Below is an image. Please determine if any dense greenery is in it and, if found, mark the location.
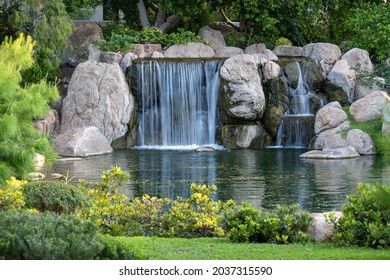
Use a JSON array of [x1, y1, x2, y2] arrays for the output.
[[0, 177, 27, 211], [23, 181, 89, 214], [345, 2, 390, 62], [79, 167, 234, 237], [94, 25, 205, 52], [328, 183, 390, 248], [224, 203, 313, 244], [0, 210, 103, 260], [0, 34, 59, 183], [1, 166, 390, 259]]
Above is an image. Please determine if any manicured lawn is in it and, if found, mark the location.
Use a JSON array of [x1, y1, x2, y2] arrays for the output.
[[109, 236, 390, 260]]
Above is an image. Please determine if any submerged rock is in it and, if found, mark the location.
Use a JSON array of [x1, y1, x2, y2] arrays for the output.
[[300, 146, 360, 159], [196, 146, 216, 152]]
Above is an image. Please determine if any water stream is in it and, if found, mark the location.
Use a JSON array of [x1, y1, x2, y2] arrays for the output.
[[276, 62, 324, 148], [136, 60, 221, 147]]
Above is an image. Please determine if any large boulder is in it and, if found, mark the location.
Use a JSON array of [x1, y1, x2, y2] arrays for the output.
[[303, 43, 341, 75], [326, 59, 356, 104], [220, 54, 266, 120], [273, 45, 304, 57], [307, 212, 342, 242], [262, 61, 280, 81], [349, 91, 390, 123], [342, 48, 374, 74], [312, 129, 347, 150], [34, 109, 59, 137], [314, 102, 348, 134], [346, 129, 376, 155], [198, 26, 226, 50], [60, 60, 134, 143], [66, 22, 103, 65], [131, 44, 163, 58], [215, 46, 243, 58], [221, 125, 271, 148], [164, 43, 215, 58], [100, 51, 123, 64], [52, 126, 113, 157], [244, 43, 267, 54]]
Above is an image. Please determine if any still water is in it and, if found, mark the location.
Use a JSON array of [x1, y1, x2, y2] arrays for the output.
[[42, 148, 390, 212]]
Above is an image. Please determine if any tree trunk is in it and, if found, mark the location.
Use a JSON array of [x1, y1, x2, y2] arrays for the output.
[[137, 0, 150, 28], [159, 15, 181, 34]]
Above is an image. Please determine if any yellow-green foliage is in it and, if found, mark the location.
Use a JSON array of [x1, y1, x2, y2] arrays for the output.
[[0, 34, 59, 182], [160, 184, 235, 238], [0, 177, 27, 211], [78, 167, 235, 238]]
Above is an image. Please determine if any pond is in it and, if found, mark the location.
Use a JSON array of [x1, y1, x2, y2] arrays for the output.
[[41, 148, 390, 212]]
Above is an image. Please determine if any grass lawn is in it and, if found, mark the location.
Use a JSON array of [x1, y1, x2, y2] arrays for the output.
[[110, 236, 390, 260]]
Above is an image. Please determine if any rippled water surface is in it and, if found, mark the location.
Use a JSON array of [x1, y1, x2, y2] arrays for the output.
[[42, 148, 390, 212]]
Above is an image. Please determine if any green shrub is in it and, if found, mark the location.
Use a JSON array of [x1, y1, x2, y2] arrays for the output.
[[22, 47, 61, 85], [159, 184, 235, 238], [163, 28, 205, 49], [94, 26, 205, 52], [275, 37, 292, 47], [0, 177, 27, 211], [224, 203, 312, 244], [23, 181, 89, 214], [79, 168, 234, 238], [329, 183, 390, 248], [98, 235, 145, 260], [0, 211, 103, 259]]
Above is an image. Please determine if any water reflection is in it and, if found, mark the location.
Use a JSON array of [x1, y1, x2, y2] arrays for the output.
[[42, 149, 390, 212]]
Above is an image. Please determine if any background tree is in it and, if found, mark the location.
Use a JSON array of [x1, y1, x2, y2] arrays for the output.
[[0, 34, 59, 183]]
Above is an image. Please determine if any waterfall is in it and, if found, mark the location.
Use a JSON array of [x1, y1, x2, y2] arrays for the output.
[[276, 62, 324, 148], [136, 60, 221, 147]]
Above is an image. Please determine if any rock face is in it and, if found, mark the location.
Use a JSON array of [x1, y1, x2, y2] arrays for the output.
[[34, 109, 59, 137], [198, 26, 226, 50], [342, 48, 374, 74], [309, 101, 354, 154], [215, 46, 243, 58], [326, 59, 356, 104], [164, 43, 215, 58], [53, 126, 113, 157], [273, 45, 304, 57], [349, 91, 390, 123], [314, 102, 348, 134], [346, 129, 376, 155], [303, 43, 341, 75], [67, 22, 103, 65], [221, 125, 271, 148], [220, 54, 266, 120], [60, 60, 134, 143]]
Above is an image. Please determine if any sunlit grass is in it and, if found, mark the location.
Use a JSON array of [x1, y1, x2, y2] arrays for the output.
[[106, 236, 390, 260]]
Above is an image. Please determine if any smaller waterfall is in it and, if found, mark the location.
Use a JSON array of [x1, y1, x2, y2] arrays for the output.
[[276, 62, 324, 148], [136, 60, 221, 148]]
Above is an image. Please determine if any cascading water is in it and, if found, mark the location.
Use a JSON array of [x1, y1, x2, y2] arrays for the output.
[[136, 60, 221, 148], [276, 62, 324, 148]]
